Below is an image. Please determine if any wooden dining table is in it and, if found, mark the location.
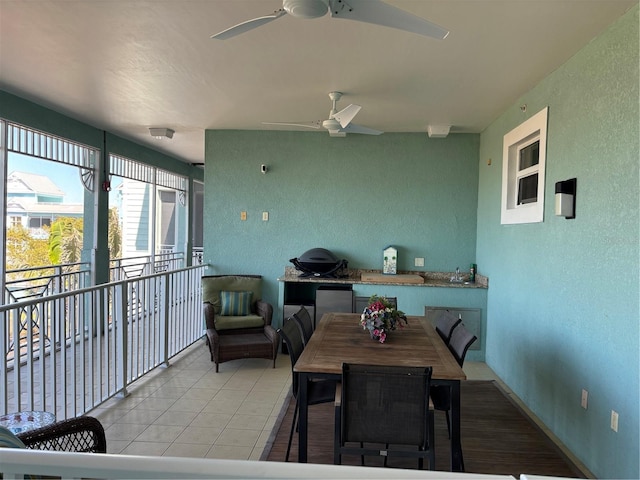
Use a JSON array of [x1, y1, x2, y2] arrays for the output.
[[293, 312, 467, 471]]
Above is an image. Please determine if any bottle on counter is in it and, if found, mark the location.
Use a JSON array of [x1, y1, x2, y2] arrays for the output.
[[469, 263, 477, 282]]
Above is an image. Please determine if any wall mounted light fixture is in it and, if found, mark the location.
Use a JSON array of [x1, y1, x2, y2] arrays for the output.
[[555, 178, 577, 219], [149, 128, 174, 139]]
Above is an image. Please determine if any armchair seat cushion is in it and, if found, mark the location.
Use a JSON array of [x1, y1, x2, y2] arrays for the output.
[[215, 314, 265, 331]]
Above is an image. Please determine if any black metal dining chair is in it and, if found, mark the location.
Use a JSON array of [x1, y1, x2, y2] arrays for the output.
[[430, 322, 477, 471], [293, 306, 314, 346], [435, 310, 462, 344], [277, 316, 337, 462], [334, 363, 435, 470]]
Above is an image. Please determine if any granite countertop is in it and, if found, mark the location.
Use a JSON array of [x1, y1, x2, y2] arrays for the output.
[[278, 267, 488, 289]]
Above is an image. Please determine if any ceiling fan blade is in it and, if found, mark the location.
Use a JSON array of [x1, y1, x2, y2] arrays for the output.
[[329, 0, 449, 40], [211, 9, 287, 40], [332, 104, 361, 128], [262, 121, 322, 129], [341, 123, 383, 135]]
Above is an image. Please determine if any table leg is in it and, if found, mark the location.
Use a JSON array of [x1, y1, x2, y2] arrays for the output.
[[450, 380, 463, 471], [297, 372, 309, 463]]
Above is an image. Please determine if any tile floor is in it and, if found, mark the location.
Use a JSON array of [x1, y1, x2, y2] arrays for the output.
[[89, 338, 504, 461]]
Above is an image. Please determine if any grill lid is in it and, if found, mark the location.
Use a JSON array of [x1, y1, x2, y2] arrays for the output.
[[289, 248, 348, 278]]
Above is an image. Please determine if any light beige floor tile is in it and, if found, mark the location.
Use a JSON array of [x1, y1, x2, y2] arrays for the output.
[[98, 395, 144, 410], [106, 439, 130, 454], [249, 446, 264, 461], [201, 398, 241, 415], [245, 389, 281, 404], [134, 396, 177, 411], [104, 422, 149, 441], [236, 400, 276, 416], [205, 444, 253, 460], [174, 425, 223, 444], [227, 414, 267, 430], [117, 408, 163, 424], [251, 380, 288, 393], [89, 407, 130, 425], [180, 388, 219, 401], [215, 428, 261, 447], [135, 424, 185, 443], [121, 441, 171, 456], [214, 389, 252, 402], [161, 376, 200, 389], [163, 442, 211, 458], [154, 410, 199, 426], [190, 411, 233, 429], [167, 396, 210, 412], [152, 386, 189, 399]]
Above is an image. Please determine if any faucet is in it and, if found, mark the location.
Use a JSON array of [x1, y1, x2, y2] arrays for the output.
[[450, 267, 463, 283]]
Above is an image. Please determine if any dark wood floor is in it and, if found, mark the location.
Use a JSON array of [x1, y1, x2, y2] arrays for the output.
[[264, 381, 584, 478]]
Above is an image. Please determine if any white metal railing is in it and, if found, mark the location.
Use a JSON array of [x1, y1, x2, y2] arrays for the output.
[[109, 251, 185, 281], [0, 450, 517, 480], [4, 262, 91, 304], [1, 264, 206, 419]]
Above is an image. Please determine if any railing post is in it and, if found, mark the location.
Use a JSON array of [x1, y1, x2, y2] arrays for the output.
[[114, 282, 130, 398], [0, 309, 8, 413], [159, 274, 170, 368]]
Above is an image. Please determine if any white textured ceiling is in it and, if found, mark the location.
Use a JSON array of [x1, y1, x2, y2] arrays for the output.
[[0, 0, 636, 165]]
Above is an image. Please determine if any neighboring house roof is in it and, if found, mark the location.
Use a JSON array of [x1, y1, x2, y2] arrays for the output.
[[6, 198, 82, 216], [7, 171, 65, 197]]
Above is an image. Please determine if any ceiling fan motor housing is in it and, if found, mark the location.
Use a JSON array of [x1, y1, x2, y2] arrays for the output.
[[283, 0, 330, 19], [322, 118, 341, 131]]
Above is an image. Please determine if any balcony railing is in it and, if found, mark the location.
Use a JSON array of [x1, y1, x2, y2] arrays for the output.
[[109, 251, 186, 281], [1, 264, 206, 420]]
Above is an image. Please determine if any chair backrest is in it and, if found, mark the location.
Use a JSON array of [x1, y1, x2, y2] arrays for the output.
[[435, 311, 462, 344], [277, 316, 305, 397], [17, 416, 107, 453], [293, 306, 313, 346], [448, 323, 477, 367], [201, 275, 262, 315], [340, 363, 432, 447]]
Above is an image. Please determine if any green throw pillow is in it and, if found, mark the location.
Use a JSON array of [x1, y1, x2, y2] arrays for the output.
[[220, 291, 253, 316]]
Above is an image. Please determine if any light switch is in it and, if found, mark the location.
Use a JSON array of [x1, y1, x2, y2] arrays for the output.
[[262, 211, 269, 221], [240, 211, 247, 221]]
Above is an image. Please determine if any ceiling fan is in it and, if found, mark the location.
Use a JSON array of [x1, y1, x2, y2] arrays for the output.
[[263, 92, 383, 137], [211, 0, 449, 40]]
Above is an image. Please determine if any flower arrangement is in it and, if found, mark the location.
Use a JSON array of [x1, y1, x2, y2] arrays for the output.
[[360, 295, 408, 343]]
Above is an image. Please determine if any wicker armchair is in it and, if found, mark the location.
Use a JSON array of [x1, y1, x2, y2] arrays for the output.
[[17, 416, 106, 453], [202, 275, 279, 372]]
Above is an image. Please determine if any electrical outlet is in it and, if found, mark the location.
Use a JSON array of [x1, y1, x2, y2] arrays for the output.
[[262, 211, 269, 221], [581, 389, 588, 409], [611, 410, 619, 432], [414, 257, 425, 267]]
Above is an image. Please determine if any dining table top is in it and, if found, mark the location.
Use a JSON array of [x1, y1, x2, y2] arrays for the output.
[[294, 312, 467, 381]]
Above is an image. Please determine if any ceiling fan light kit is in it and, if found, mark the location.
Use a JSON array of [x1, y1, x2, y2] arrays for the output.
[[149, 128, 174, 139]]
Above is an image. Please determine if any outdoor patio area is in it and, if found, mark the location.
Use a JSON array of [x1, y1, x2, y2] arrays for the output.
[[85, 339, 503, 461]]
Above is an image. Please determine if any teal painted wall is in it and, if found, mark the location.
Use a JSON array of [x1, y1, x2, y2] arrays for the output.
[[476, 6, 639, 479], [203, 130, 483, 354]]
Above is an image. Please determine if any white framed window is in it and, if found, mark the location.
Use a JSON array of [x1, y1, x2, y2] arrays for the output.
[[501, 107, 548, 224]]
